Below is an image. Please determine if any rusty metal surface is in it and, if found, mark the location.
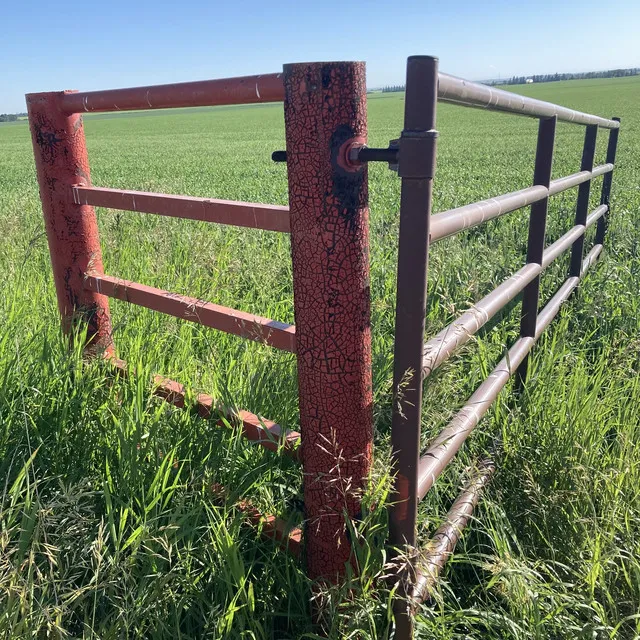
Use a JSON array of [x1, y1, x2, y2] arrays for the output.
[[86, 273, 296, 352], [26, 92, 114, 356], [413, 460, 495, 604], [196, 395, 301, 459], [429, 163, 612, 243], [516, 116, 557, 385], [109, 358, 301, 459], [416, 244, 602, 501], [283, 61, 373, 582], [209, 484, 302, 556], [596, 118, 621, 244], [73, 186, 291, 233], [389, 56, 439, 640], [437, 73, 619, 129], [570, 126, 598, 276], [58, 73, 284, 113]]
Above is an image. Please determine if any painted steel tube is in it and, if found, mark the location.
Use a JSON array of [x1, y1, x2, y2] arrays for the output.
[[413, 460, 495, 603], [417, 336, 533, 500], [430, 164, 614, 243], [542, 205, 607, 268], [389, 56, 440, 640], [59, 73, 284, 113], [85, 274, 296, 352], [430, 185, 547, 242], [422, 204, 606, 379], [537, 244, 602, 335], [72, 186, 291, 233], [516, 116, 556, 384], [422, 262, 541, 378], [417, 242, 602, 501], [548, 163, 613, 196], [437, 73, 619, 129], [596, 119, 621, 244]]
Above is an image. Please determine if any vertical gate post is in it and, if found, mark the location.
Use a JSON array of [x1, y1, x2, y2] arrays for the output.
[[388, 55, 439, 640], [569, 125, 598, 277], [26, 92, 113, 356], [283, 62, 373, 582], [595, 117, 621, 245], [516, 116, 556, 386]]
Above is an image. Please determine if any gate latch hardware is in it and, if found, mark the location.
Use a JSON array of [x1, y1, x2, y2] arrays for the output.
[[272, 131, 438, 178]]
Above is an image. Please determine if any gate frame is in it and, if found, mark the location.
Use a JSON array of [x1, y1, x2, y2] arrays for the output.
[[27, 56, 622, 640]]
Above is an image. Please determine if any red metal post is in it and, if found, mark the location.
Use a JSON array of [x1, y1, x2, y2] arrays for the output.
[[283, 61, 373, 581], [26, 91, 113, 355]]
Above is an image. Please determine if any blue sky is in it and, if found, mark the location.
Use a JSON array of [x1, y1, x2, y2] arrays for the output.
[[2, 0, 638, 112]]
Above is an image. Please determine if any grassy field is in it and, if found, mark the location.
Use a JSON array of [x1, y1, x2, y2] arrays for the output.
[[1, 75, 639, 638]]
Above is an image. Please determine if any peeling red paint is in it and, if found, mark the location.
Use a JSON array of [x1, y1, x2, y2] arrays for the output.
[[283, 62, 373, 582], [26, 91, 113, 356]]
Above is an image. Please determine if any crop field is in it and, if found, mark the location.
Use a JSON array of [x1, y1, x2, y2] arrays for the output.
[[1, 75, 639, 638]]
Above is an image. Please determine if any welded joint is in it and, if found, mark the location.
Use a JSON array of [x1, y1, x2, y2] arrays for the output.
[[397, 129, 439, 178]]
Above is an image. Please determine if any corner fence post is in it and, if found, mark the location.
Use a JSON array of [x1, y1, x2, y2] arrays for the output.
[[26, 92, 113, 356], [595, 117, 621, 245], [282, 62, 373, 582], [388, 55, 439, 640], [516, 116, 556, 386]]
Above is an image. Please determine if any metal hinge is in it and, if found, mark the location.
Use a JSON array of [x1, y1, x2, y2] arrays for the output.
[[396, 129, 439, 179]]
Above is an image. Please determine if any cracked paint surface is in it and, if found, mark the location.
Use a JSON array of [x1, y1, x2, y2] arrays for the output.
[[283, 62, 373, 582], [27, 91, 113, 355]]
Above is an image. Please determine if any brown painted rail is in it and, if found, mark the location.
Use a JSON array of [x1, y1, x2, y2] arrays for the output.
[[416, 242, 602, 501], [72, 186, 291, 233], [413, 459, 495, 603], [422, 204, 607, 378], [85, 274, 296, 352], [430, 164, 613, 243], [59, 73, 284, 113], [438, 73, 620, 128]]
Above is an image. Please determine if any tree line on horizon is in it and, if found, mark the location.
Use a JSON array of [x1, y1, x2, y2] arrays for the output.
[[494, 68, 640, 86], [0, 112, 27, 122]]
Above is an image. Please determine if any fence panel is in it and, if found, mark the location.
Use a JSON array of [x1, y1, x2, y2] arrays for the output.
[[27, 55, 621, 640]]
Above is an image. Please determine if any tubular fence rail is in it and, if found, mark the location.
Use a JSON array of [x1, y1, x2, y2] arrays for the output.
[[27, 55, 620, 639]]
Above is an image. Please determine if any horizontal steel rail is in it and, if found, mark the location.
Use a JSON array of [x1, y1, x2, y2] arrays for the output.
[[542, 204, 606, 268], [85, 274, 296, 352], [196, 395, 302, 458], [110, 357, 301, 460], [59, 73, 284, 113], [209, 483, 302, 556], [430, 164, 613, 243], [548, 163, 613, 196], [438, 73, 620, 129], [422, 204, 608, 378], [417, 243, 602, 500], [412, 459, 495, 603], [72, 186, 291, 233]]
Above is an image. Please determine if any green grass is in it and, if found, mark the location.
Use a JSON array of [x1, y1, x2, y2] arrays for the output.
[[1, 75, 639, 638]]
